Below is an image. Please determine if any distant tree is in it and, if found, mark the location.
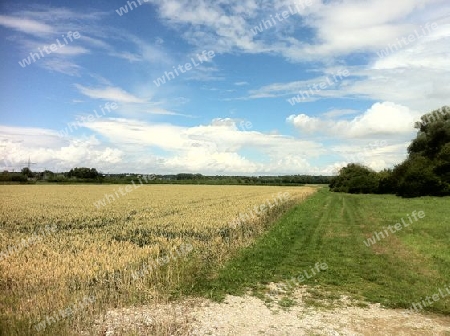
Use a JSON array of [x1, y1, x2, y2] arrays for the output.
[[21, 167, 33, 177], [330, 163, 379, 194], [176, 173, 194, 180], [38, 170, 55, 180], [11, 174, 27, 182], [68, 167, 100, 179]]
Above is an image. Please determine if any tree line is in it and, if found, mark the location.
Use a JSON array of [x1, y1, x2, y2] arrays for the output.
[[1, 168, 332, 186]]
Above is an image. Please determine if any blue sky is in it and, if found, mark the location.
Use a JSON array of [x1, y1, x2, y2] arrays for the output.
[[0, 0, 449, 174]]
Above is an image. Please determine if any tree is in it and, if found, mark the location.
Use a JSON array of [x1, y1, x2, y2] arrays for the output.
[[21, 167, 33, 177], [435, 143, 450, 194], [68, 167, 100, 179], [330, 163, 379, 194], [376, 168, 396, 194], [393, 105, 450, 197], [394, 155, 443, 197], [409, 106, 450, 160]]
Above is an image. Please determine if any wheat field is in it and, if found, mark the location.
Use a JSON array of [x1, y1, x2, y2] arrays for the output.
[[0, 184, 315, 334]]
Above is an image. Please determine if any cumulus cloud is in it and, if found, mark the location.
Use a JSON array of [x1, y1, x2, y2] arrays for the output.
[[0, 126, 122, 172], [1, 100, 422, 174], [279, 101, 425, 173], [287, 102, 421, 138], [0, 111, 417, 174]]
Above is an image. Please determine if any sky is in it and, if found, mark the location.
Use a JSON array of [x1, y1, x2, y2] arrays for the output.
[[0, 0, 449, 175]]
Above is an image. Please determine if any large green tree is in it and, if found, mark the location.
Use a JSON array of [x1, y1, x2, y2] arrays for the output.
[[393, 106, 450, 197]]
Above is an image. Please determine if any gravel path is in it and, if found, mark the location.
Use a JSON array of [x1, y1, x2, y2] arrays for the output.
[[92, 286, 450, 335], [190, 292, 450, 335]]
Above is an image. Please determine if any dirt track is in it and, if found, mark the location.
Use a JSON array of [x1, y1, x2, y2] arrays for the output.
[[93, 286, 450, 335]]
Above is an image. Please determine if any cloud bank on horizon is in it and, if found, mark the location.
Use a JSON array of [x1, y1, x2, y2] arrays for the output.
[[0, 0, 449, 175]]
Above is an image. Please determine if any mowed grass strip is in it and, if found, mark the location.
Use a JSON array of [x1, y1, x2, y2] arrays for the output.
[[192, 188, 450, 314]]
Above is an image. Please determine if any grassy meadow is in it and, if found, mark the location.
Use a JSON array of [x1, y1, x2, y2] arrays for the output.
[[198, 188, 450, 315]]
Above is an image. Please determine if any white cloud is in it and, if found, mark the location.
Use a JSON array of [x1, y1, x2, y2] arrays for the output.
[[0, 15, 53, 35], [246, 70, 351, 101], [75, 117, 324, 174], [41, 59, 82, 76], [146, 0, 448, 63], [323, 109, 359, 118], [146, 107, 195, 118], [243, 16, 449, 109], [80, 36, 111, 50], [74, 84, 146, 103], [15, 7, 107, 23], [287, 102, 421, 138], [330, 141, 410, 172], [108, 51, 143, 63], [0, 121, 251, 174], [0, 126, 122, 172], [0, 108, 417, 174], [51, 45, 90, 55]]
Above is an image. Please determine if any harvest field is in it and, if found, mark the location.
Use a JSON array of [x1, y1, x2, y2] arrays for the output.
[[0, 184, 316, 335]]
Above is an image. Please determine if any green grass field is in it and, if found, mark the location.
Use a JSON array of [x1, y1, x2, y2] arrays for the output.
[[191, 188, 450, 315]]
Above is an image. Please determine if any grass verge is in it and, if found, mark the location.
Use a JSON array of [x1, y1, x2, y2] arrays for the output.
[[187, 188, 450, 315]]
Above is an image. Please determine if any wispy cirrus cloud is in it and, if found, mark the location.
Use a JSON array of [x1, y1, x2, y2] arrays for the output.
[[108, 51, 143, 63], [1, 6, 141, 77], [74, 84, 146, 103], [146, 107, 196, 118], [13, 7, 108, 23], [0, 15, 53, 35], [41, 59, 82, 76]]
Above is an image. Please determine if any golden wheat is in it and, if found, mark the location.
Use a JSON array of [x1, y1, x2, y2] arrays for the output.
[[0, 184, 315, 334]]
